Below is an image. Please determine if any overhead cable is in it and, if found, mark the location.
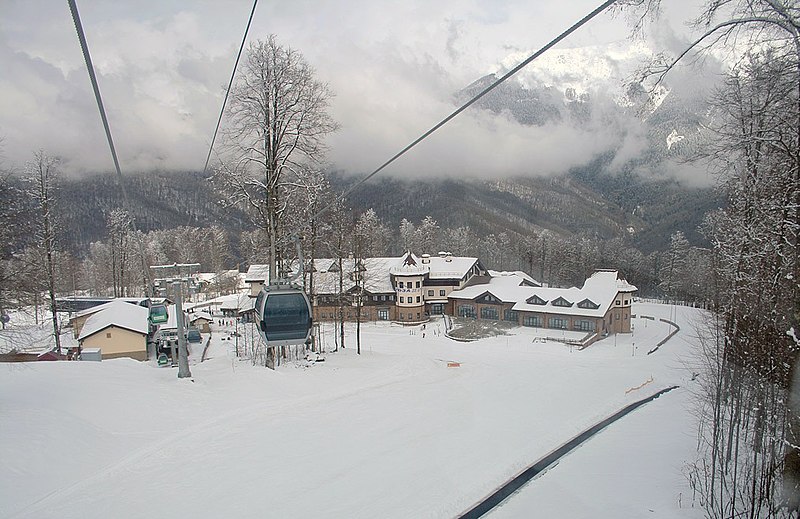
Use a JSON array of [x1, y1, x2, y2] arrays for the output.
[[67, 0, 153, 293], [67, 0, 125, 187], [303, 0, 619, 229], [202, 0, 259, 175]]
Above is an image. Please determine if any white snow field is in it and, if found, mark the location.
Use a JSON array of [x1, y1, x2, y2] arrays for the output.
[[1, 303, 706, 518]]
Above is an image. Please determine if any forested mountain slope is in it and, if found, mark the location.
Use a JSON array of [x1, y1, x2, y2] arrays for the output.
[[5, 167, 718, 257]]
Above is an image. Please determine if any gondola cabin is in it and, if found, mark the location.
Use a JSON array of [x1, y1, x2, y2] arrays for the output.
[[255, 285, 313, 348], [149, 304, 169, 325]]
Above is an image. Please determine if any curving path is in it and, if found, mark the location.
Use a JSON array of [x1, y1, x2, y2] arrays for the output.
[[458, 385, 680, 519]]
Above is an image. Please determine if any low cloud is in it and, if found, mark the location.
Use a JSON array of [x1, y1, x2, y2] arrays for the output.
[[0, 0, 714, 184]]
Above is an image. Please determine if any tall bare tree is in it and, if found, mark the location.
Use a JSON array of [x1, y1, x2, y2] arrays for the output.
[[215, 35, 338, 282], [24, 151, 62, 353], [106, 208, 131, 298]]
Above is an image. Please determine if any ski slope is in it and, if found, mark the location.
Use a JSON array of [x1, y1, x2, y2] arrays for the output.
[[1, 302, 706, 518]]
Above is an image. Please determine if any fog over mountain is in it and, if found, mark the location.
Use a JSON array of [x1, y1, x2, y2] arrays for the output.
[[448, 41, 721, 186]]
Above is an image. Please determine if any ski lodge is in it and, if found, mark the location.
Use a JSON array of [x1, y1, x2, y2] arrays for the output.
[[245, 252, 636, 335]]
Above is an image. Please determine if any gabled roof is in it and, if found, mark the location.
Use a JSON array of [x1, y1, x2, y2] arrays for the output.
[[551, 296, 573, 307], [78, 300, 149, 340], [526, 294, 547, 305], [474, 291, 506, 304]]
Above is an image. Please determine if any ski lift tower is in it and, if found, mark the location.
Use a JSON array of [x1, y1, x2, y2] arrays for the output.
[[150, 263, 200, 379]]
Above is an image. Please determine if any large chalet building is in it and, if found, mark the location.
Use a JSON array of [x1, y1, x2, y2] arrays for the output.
[[244, 252, 637, 335], [448, 268, 636, 335]]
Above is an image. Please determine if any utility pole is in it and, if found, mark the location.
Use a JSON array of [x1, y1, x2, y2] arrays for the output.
[[150, 263, 199, 379]]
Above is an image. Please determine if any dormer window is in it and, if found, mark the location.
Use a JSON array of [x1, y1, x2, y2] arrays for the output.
[[577, 298, 599, 309], [526, 295, 547, 305], [476, 292, 501, 304], [551, 297, 573, 307]]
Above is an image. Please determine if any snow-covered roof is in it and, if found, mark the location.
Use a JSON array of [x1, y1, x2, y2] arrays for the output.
[[78, 300, 149, 340], [449, 269, 637, 318], [219, 293, 255, 313], [309, 253, 482, 295], [389, 252, 428, 276], [312, 257, 396, 295], [486, 270, 541, 287], [193, 269, 241, 284], [425, 254, 480, 280], [73, 298, 146, 319], [190, 311, 213, 322], [244, 264, 271, 283]]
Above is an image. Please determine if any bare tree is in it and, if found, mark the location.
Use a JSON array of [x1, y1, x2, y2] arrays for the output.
[[106, 208, 131, 298], [621, 1, 800, 514], [352, 209, 389, 354], [0, 171, 29, 328], [24, 151, 62, 353], [215, 35, 338, 282]]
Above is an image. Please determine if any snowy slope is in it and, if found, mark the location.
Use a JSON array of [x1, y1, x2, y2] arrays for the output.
[[1, 302, 704, 518]]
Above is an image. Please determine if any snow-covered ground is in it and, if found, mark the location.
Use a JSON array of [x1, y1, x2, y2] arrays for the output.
[[1, 302, 706, 518]]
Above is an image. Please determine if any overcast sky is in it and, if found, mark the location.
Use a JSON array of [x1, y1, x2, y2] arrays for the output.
[[0, 0, 710, 180]]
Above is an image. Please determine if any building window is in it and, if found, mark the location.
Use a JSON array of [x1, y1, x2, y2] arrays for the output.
[[615, 313, 620, 320], [416, 296, 420, 303], [399, 312, 404, 320], [428, 290, 434, 296], [399, 281, 404, 288], [440, 289, 446, 297], [373, 295, 378, 301], [378, 309, 389, 320], [416, 312, 420, 319], [415, 281, 420, 288], [575, 320, 595, 332], [389, 295, 394, 301], [549, 317, 568, 329], [459, 305, 476, 318], [523, 315, 542, 327], [399, 296, 404, 303], [106, 332, 112, 338], [615, 300, 620, 305], [504, 309, 518, 322], [481, 307, 499, 320]]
